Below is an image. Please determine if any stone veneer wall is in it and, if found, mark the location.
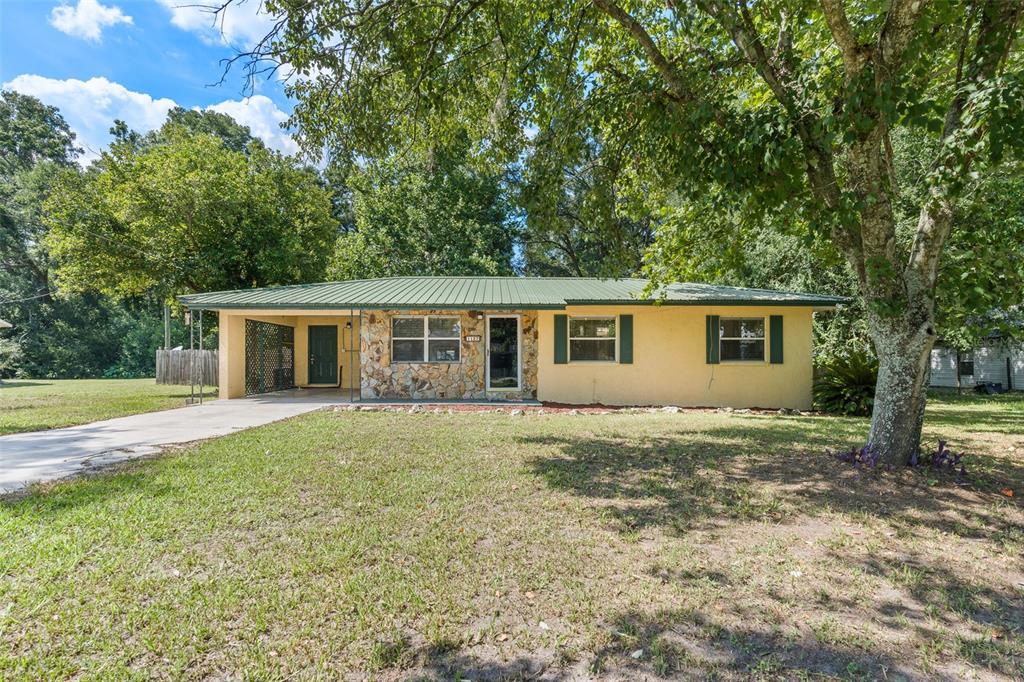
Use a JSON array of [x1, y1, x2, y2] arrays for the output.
[[360, 309, 538, 400]]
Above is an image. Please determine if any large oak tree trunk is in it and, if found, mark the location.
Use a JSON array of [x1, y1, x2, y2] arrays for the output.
[[864, 311, 938, 466]]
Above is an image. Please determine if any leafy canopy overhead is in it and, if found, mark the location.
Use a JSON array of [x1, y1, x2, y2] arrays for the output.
[[268, 2, 1016, 200], [521, 134, 655, 277], [258, 0, 1023, 314], [110, 107, 259, 155], [650, 127, 1024, 351]]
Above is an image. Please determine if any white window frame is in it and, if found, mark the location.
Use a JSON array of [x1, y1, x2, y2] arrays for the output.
[[391, 315, 461, 363], [719, 316, 766, 363], [568, 316, 618, 363], [486, 315, 521, 391]]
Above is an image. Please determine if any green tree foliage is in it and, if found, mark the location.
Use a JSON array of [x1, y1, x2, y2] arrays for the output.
[[0, 92, 198, 378], [890, 130, 1024, 351], [0, 91, 80, 173], [0, 91, 78, 295], [45, 123, 336, 298], [521, 136, 654, 276], [328, 139, 514, 279], [161, 107, 255, 153], [646, 210, 868, 360], [1, 93, 335, 378], [109, 107, 257, 154]]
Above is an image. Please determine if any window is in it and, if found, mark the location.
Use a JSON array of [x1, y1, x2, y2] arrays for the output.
[[957, 356, 975, 376], [569, 317, 616, 362], [391, 316, 461, 362], [720, 318, 765, 361]]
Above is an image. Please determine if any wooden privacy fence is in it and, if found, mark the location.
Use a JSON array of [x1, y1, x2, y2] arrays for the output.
[[156, 349, 218, 386]]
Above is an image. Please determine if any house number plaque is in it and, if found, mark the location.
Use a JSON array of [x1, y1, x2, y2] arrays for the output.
[[464, 335, 481, 342]]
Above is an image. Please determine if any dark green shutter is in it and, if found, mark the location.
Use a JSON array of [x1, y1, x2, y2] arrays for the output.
[[706, 315, 720, 364], [619, 314, 633, 364], [770, 315, 784, 364], [554, 314, 568, 364]]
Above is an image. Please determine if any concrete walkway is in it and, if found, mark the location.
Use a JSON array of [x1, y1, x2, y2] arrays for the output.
[[0, 390, 346, 494]]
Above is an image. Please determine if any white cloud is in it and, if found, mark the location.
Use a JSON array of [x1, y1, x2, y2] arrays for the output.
[[2, 75, 297, 163], [49, 0, 132, 42], [157, 0, 275, 47], [206, 95, 298, 155], [3, 75, 173, 163]]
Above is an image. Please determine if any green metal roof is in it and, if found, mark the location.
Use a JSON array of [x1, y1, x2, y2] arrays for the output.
[[178, 277, 850, 310]]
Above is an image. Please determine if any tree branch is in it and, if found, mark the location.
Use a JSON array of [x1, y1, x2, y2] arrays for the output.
[[908, 0, 1024, 291], [877, 0, 927, 71], [819, 0, 868, 76], [698, 0, 846, 231], [591, 0, 693, 104]]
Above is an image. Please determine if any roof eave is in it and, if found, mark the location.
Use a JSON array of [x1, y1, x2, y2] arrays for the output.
[[176, 301, 568, 311], [178, 299, 851, 310], [566, 298, 851, 307]]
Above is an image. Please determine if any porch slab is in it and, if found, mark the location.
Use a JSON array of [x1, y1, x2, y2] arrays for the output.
[[0, 389, 346, 494]]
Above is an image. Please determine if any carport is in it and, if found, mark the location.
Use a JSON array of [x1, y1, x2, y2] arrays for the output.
[[183, 306, 362, 401]]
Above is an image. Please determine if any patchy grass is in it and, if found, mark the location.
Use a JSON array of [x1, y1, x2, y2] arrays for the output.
[[1, 392, 1021, 680], [0, 379, 216, 434]]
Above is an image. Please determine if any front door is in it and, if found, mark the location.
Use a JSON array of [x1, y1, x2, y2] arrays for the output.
[[308, 325, 338, 385], [487, 316, 520, 390]]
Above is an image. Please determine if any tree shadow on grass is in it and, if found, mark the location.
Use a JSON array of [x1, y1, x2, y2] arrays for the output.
[[854, 552, 1023, 631], [818, 549, 1024, 678], [925, 391, 1024, 436], [365, 634, 570, 681], [1, 468, 179, 517], [520, 424, 1024, 541], [410, 651, 569, 681], [403, 610, 933, 680], [924, 408, 1024, 436], [594, 610, 904, 680], [520, 423, 1023, 678]]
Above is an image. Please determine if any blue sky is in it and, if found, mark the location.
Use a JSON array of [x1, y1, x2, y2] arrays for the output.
[[1, 0, 298, 163]]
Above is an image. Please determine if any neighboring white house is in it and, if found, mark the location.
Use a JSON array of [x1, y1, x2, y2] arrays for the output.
[[930, 340, 1023, 390], [0, 319, 11, 329]]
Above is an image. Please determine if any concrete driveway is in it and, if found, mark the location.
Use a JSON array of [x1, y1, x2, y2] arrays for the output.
[[0, 390, 346, 494]]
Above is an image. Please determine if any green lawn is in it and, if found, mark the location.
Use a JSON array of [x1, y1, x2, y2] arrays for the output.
[[0, 379, 217, 435], [1, 393, 1022, 679]]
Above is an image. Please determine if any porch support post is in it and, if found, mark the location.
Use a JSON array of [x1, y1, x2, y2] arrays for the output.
[[188, 307, 195, 405], [218, 312, 245, 399], [351, 308, 360, 402], [198, 309, 204, 405]]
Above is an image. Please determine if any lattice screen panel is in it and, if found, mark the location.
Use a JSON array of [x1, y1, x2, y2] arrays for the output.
[[244, 320, 295, 395]]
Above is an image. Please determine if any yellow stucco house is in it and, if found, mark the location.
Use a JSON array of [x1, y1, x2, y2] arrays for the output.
[[178, 277, 848, 409]]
